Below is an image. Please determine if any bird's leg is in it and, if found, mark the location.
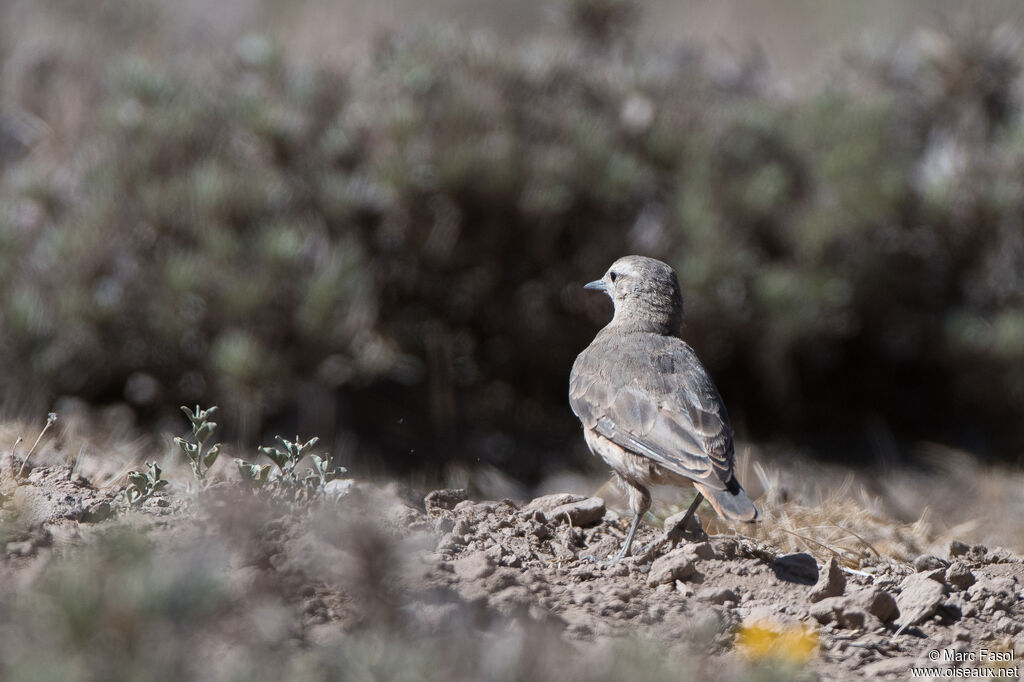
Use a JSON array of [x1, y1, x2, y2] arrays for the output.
[[679, 492, 704, 532], [666, 492, 705, 545], [609, 483, 650, 562], [579, 514, 643, 565], [633, 493, 707, 559], [613, 510, 644, 561]]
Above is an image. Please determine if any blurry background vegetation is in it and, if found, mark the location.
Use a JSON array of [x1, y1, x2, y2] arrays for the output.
[[2, 0, 1024, 483]]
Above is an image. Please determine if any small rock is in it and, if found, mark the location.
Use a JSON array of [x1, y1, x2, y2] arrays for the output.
[[987, 547, 1015, 564], [772, 553, 819, 584], [860, 588, 900, 623], [522, 493, 586, 515], [454, 551, 495, 581], [606, 563, 629, 578], [896, 572, 949, 626], [560, 525, 584, 548], [951, 627, 971, 642], [435, 533, 465, 553], [424, 489, 468, 512], [913, 555, 948, 572], [996, 616, 1022, 635], [484, 544, 505, 562], [968, 577, 1017, 612], [968, 545, 988, 562], [525, 510, 547, 524], [697, 587, 738, 605], [836, 608, 877, 630], [862, 657, 918, 676], [664, 508, 703, 539], [501, 555, 522, 569], [949, 540, 970, 557], [809, 556, 846, 603], [647, 549, 696, 586], [570, 567, 595, 580], [82, 500, 115, 522], [547, 497, 605, 527], [808, 600, 837, 624], [945, 561, 976, 590], [529, 521, 551, 540], [709, 537, 739, 559], [689, 542, 715, 560], [808, 596, 880, 630]]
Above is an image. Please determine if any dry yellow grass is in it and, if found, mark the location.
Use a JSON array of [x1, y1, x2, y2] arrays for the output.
[[594, 442, 1024, 566]]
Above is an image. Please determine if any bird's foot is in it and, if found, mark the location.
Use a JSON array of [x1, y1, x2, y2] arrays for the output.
[[665, 526, 708, 547], [580, 543, 638, 566], [664, 510, 706, 547], [579, 554, 623, 568], [633, 539, 665, 560]]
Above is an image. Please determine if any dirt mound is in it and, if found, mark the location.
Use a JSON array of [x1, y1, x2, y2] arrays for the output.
[[0, 473, 1020, 680], [420, 488, 1023, 678]]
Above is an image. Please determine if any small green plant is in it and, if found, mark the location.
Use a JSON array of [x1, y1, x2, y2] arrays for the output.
[[260, 435, 320, 486], [174, 405, 222, 480], [235, 435, 345, 500], [122, 461, 169, 507], [236, 460, 273, 488]]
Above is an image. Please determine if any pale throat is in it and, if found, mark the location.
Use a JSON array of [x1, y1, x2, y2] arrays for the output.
[[609, 295, 683, 335]]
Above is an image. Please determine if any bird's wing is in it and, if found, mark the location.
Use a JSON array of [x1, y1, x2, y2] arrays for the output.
[[570, 335, 734, 490]]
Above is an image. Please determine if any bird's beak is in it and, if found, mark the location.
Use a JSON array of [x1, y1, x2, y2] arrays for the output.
[[584, 279, 607, 292]]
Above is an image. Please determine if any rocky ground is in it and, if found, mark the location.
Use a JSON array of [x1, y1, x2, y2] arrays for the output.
[[0, 462, 1021, 680]]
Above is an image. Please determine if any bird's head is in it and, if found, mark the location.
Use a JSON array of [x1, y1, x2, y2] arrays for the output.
[[584, 255, 684, 334]]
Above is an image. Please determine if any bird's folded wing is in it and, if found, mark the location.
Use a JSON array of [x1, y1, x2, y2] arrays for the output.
[[569, 345, 734, 490]]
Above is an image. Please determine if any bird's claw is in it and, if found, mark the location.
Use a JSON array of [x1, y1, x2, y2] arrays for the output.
[[579, 552, 634, 567], [579, 554, 619, 568]]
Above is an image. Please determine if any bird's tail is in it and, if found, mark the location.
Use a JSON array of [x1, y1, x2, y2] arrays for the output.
[[694, 478, 759, 523]]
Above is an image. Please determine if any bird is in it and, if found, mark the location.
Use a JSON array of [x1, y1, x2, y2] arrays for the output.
[[569, 255, 758, 560]]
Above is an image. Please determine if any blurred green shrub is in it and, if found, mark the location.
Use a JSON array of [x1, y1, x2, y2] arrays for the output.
[[1, 3, 1023, 471], [4, 528, 233, 681], [0, 39, 382, 438]]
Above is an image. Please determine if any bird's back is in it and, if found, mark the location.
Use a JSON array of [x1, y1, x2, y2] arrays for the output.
[[571, 328, 733, 461], [570, 327, 758, 522]]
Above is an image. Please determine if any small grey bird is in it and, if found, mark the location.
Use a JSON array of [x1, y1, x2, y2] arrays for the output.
[[570, 255, 758, 560]]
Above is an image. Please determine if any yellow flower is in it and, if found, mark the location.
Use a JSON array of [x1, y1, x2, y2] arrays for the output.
[[736, 619, 819, 664]]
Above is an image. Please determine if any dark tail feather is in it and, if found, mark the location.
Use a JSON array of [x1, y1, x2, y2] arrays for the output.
[[694, 479, 759, 523]]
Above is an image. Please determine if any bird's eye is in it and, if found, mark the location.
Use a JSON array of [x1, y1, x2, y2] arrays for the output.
[[609, 271, 618, 282]]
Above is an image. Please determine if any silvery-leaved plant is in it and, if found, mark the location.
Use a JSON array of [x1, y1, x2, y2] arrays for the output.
[[235, 435, 345, 501], [174, 405, 222, 480], [123, 461, 169, 507]]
